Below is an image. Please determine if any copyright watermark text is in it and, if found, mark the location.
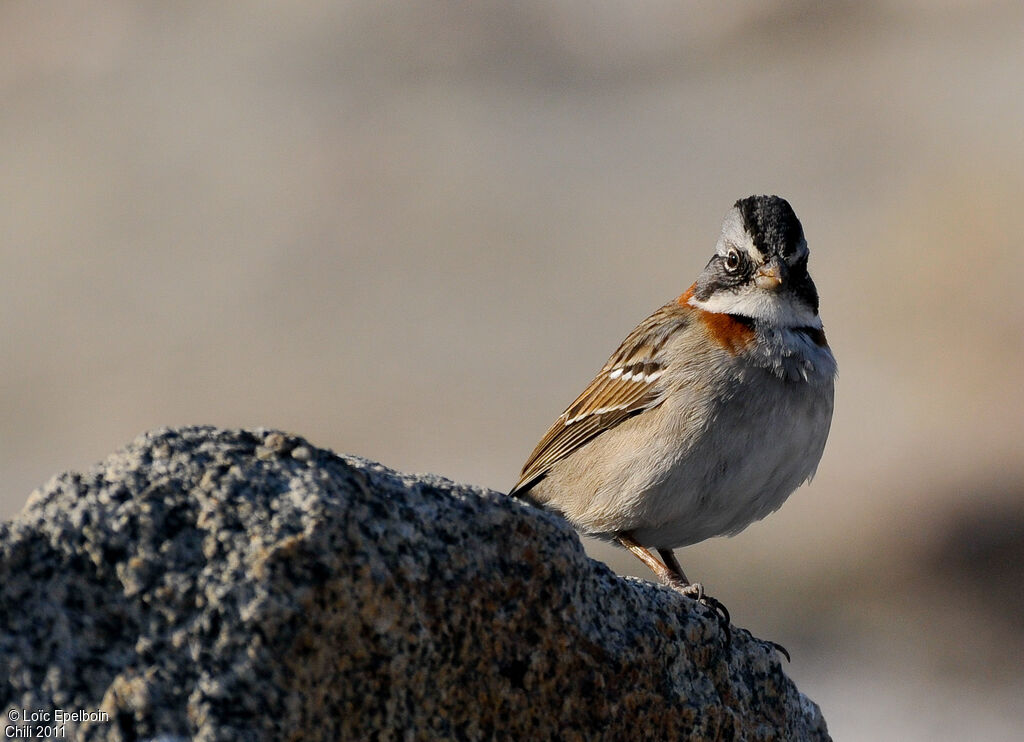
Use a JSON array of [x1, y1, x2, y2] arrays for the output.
[[6, 707, 109, 738]]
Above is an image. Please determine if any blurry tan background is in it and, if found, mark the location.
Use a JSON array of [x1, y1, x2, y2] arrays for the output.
[[3, 1, 1023, 739]]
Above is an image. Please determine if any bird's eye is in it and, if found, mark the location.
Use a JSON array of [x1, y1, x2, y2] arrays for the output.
[[724, 250, 741, 273]]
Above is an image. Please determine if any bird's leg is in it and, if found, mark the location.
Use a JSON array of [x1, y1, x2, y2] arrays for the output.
[[657, 547, 691, 586], [615, 533, 731, 639], [614, 533, 688, 589]]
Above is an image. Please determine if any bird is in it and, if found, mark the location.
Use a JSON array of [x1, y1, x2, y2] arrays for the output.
[[509, 195, 836, 607]]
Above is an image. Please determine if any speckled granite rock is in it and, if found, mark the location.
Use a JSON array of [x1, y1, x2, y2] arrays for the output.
[[0, 426, 830, 741]]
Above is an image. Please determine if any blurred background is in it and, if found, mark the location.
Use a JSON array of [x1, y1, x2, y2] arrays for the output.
[[2, 1, 1022, 738]]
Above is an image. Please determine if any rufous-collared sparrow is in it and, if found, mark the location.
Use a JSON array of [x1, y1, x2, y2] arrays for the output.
[[510, 195, 836, 606]]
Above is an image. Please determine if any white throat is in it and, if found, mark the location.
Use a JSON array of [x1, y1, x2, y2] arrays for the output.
[[688, 287, 821, 328]]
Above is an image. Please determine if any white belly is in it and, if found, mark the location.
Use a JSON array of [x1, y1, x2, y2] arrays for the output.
[[630, 370, 834, 547]]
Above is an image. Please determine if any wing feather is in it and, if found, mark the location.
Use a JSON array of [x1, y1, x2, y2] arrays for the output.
[[510, 300, 691, 496]]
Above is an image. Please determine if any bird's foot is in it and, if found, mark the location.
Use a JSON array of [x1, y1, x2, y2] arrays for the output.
[[670, 580, 731, 649]]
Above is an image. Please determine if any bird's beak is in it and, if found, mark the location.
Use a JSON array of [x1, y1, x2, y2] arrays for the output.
[[754, 258, 787, 291]]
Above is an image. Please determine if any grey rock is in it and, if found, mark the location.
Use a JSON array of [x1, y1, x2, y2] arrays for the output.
[[1, 426, 830, 741]]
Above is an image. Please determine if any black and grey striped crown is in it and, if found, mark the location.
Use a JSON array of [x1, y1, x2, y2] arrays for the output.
[[735, 195, 805, 258]]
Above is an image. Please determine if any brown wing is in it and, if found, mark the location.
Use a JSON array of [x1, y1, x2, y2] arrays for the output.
[[509, 300, 691, 497]]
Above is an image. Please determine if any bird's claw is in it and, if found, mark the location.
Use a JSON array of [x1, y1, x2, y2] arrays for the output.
[[733, 628, 792, 663], [764, 639, 791, 662], [673, 581, 731, 649]]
